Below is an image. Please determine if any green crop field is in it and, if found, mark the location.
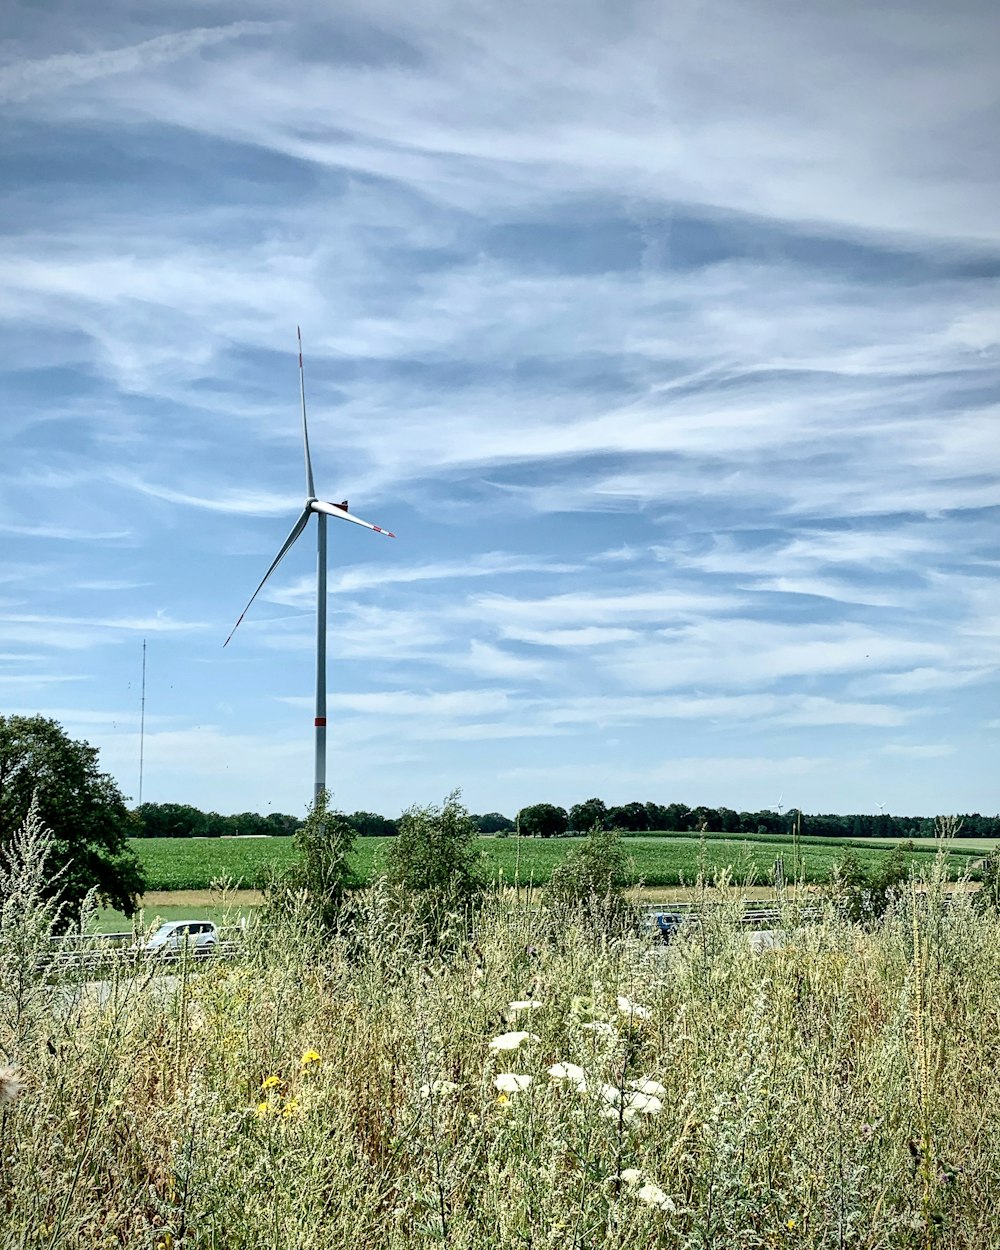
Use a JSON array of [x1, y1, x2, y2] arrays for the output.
[[130, 830, 981, 893]]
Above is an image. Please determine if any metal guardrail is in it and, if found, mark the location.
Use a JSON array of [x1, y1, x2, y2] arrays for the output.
[[640, 902, 816, 923], [33, 939, 244, 975]]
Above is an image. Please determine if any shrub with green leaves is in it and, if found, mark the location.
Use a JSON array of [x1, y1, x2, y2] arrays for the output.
[[827, 841, 914, 923], [385, 789, 484, 938], [544, 824, 636, 934], [264, 791, 356, 930]]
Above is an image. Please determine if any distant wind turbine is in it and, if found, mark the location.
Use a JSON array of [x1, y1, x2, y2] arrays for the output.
[[224, 327, 396, 804]]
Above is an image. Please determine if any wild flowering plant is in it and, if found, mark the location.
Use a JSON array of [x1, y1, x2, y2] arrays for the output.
[[3, 876, 1000, 1246]]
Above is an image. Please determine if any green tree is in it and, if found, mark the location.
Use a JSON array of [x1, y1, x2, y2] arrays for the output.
[[135, 802, 207, 838], [265, 791, 356, 929], [386, 790, 482, 898], [0, 715, 143, 918], [346, 810, 399, 837], [544, 824, 634, 932], [265, 811, 302, 836], [644, 801, 670, 829], [517, 802, 568, 838], [228, 811, 271, 837], [472, 811, 515, 835], [662, 802, 691, 831], [605, 801, 649, 832], [568, 797, 608, 832]]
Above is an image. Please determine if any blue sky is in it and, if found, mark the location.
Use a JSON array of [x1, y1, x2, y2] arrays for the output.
[[2, 0, 998, 820]]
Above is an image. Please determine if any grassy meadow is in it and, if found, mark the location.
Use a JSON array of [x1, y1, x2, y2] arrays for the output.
[[130, 831, 982, 894], [5, 876, 1000, 1247]]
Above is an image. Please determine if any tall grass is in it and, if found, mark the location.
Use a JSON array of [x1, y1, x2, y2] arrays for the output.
[[3, 862, 1000, 1246]]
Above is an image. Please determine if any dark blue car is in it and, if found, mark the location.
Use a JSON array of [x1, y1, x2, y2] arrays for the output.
[[654, 912, 685, 943]]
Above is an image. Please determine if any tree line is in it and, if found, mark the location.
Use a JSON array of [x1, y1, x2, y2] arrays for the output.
[[514, 798, 1000, 838], [133, 803, 516, 839], [134, 796, 999, 842]]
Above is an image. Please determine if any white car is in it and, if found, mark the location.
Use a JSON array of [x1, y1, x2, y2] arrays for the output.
[[136, 920, 219, 958]]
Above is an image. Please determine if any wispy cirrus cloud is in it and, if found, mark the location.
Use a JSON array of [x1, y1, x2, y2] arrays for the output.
[[1, 0, 997, 815], [0, 22, 275, 104]]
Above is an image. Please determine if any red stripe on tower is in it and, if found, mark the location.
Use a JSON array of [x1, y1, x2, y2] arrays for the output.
[[315, 717, 327, 727]]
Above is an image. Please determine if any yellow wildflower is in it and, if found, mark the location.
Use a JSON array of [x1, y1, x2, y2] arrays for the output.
[[301, 1049, 321, 1067], [255, 1102, 270, 1118], [496, 1092, 510, 1105], [261, 1074, 280, 1090], [282, 1097, 301, 1119], [787, 1217, 797, 1230]]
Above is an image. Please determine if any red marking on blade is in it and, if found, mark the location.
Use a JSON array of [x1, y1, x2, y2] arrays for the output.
[[315, 717, 327, 727]]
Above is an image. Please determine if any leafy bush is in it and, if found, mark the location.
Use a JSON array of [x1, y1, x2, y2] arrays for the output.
[[827, 842, 914, 922], [385, 790, 484, 939], [544, 824, 636, 934], [264, 791, 356, 930]]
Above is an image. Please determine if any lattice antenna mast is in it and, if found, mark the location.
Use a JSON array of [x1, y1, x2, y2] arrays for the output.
[[138, 638, 147, 807]]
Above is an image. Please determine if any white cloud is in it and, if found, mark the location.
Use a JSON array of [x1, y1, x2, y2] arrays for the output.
[[1, 1, 996, 817], [881, 743, 957, 759], [0, 22, 275, 104], [450, 640, 551, 681], [54, 1, 997, 242], [115, 474, 296, 517]]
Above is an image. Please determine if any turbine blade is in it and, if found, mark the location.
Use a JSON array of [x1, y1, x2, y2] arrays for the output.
[[310, 498, 396, 537], [298, 326, 316, 499], [224, 509, 311, 646]]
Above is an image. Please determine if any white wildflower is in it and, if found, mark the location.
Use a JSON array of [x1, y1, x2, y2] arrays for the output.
[[600, 1105, 637, 1124], [581, 1021, 617, 1038], [636, 1182, 675, 1212], [508, 1000, 544, 1012], [547, 1060, 585, 1090], [489, 1031, 539, 1052], [628, 1078, 666, 1097], [418, 1080, 459, 1099], [494, 1073, 533, 1094], [618, 1168, 644, 1186], [600, 1083, 622, 1105], [626, 1091, 663, 1116], [0, 1067, 23, 1104], [617, 996, 651, 1020]]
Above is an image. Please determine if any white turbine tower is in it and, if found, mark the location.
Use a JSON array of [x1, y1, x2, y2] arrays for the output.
[[225, 328, 396, 804]]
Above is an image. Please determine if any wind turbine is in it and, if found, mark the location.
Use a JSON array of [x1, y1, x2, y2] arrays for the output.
[[224, 327, 396, 804]]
